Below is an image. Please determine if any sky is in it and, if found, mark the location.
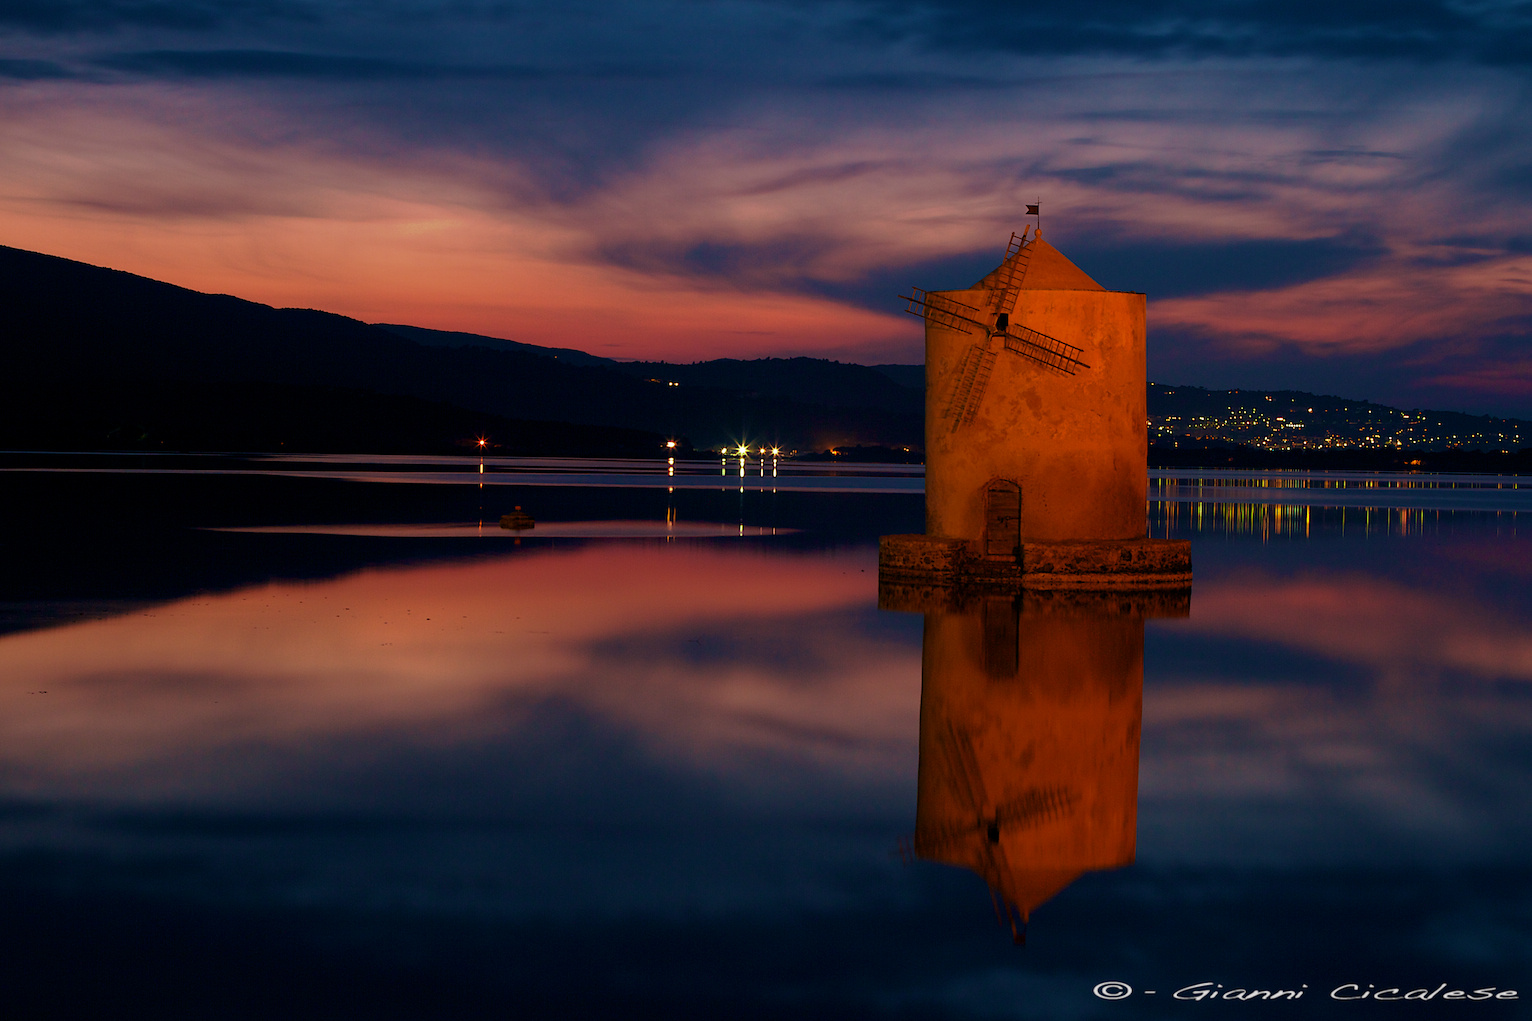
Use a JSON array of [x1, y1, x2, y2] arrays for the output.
[[1, 1, 1531, 415]]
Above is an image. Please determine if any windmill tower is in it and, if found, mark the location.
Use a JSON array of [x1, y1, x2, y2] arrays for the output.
[[913, 227, 1145, 546], [881, 225, 1188, 588]]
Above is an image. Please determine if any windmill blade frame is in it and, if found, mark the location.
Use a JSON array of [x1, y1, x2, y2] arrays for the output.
[[915, 784, 1078, 852], [992, 785, 1078, 828], [904, 228, 1091, 431], [901, 287, 986, 335], [943, 343, 998, 432], [987, 230, 1034, 314], [1002, 324, 1088, 375]]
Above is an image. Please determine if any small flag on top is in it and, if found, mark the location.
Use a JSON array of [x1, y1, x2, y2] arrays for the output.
[[1026, 203, 1040, 215]]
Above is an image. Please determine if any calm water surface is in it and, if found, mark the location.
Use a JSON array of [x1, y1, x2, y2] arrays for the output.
[[0, 458, 1528, 1018]]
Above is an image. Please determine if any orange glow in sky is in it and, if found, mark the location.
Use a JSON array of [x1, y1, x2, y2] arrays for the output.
[[0, 28, 1528, 407]]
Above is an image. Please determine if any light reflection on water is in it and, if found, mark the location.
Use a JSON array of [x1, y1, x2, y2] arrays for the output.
[[1151, 499, 1525, 540], [0, 465, 1530, 1017], [11, 457, 1530, 507], [207, 520, 797, 538]]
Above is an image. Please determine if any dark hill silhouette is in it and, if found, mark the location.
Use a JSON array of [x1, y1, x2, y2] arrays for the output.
[[371, 324, 926, 413], [0, 378, 678, 458], [608, 357, 922, 414], [7, 244, 1526, 468], [374, 323, 616, 368], [868, 364, 924, 390], [0, 244, 920, 454]]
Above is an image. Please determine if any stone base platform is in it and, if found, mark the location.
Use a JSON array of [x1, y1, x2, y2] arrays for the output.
[[877, 580, 1190, 617], [878, 533, 1192, 592]]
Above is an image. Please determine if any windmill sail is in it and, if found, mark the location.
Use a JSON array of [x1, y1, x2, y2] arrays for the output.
[[944, 343, 997, 430], [915, 784, 1078, 851], [988, 231, 1034, 314], [942, 328, 1084, 432], [1003, 324, 1087, 374], [901, 288, 985, 335], [904, 227, 1092, 431]]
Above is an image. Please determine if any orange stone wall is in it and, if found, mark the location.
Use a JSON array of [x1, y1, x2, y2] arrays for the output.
[[924, 287, 1147, 544]]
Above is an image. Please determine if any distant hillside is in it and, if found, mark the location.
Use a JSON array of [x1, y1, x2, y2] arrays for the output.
[[1149, 383, 1530, 453], [374, 323, 616, 368], [868, 364, 924, 390], [608, 357, 922, 414], [13, 242, 1519, 466], [0, 378, 679, 457], [378, 327, 924, 415], [0, 245, 919, 454]]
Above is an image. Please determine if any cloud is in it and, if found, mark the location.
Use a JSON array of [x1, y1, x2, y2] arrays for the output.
[[0, 0, 309, 33], [868, 0, 1532, 65], [88, 48, 667, 83], [1149, 322, 1532, 415], [0, 0, 1529, 406], [1073, 234, 1388, 297], [94, 48, 481, 80], [0, 58, 74, 79], [1153, 253, 1532, 355]]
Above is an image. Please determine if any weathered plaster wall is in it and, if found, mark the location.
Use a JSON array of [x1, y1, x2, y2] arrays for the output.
[[925, 286, 1147, 544]]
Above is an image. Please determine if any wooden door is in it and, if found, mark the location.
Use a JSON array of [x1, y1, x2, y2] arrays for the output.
[[984, 480, 1021, 561]]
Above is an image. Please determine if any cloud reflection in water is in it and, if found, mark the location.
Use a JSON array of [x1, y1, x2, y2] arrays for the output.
[[0, 543, 925, 915], [1, 530, 1530, 941], [0, 543, 918, 787], [1142, 567, 1532, 866]]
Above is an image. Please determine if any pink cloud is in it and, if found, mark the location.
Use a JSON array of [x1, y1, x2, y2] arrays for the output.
[[1153, 256, 1532, 358], [2, 60, 1530, 379]]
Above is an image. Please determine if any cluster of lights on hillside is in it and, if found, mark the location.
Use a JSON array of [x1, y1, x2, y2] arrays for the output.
[[1149, 388, 1528, 453]]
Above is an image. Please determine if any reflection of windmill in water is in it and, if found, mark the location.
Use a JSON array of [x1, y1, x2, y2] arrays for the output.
[[902, 228, 1088, 432], [910, 592, 1171, 944], [918, 712, 1082, 944]]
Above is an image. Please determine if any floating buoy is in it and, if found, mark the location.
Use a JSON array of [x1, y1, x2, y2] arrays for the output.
[[499, 506, 535, 530]]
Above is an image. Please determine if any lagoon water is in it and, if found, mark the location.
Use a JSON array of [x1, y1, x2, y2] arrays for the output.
[[1, 455, 1528, 1018]]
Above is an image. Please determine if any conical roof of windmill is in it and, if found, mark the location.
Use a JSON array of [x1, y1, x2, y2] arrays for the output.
[[973, 235, 1104, 291]]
